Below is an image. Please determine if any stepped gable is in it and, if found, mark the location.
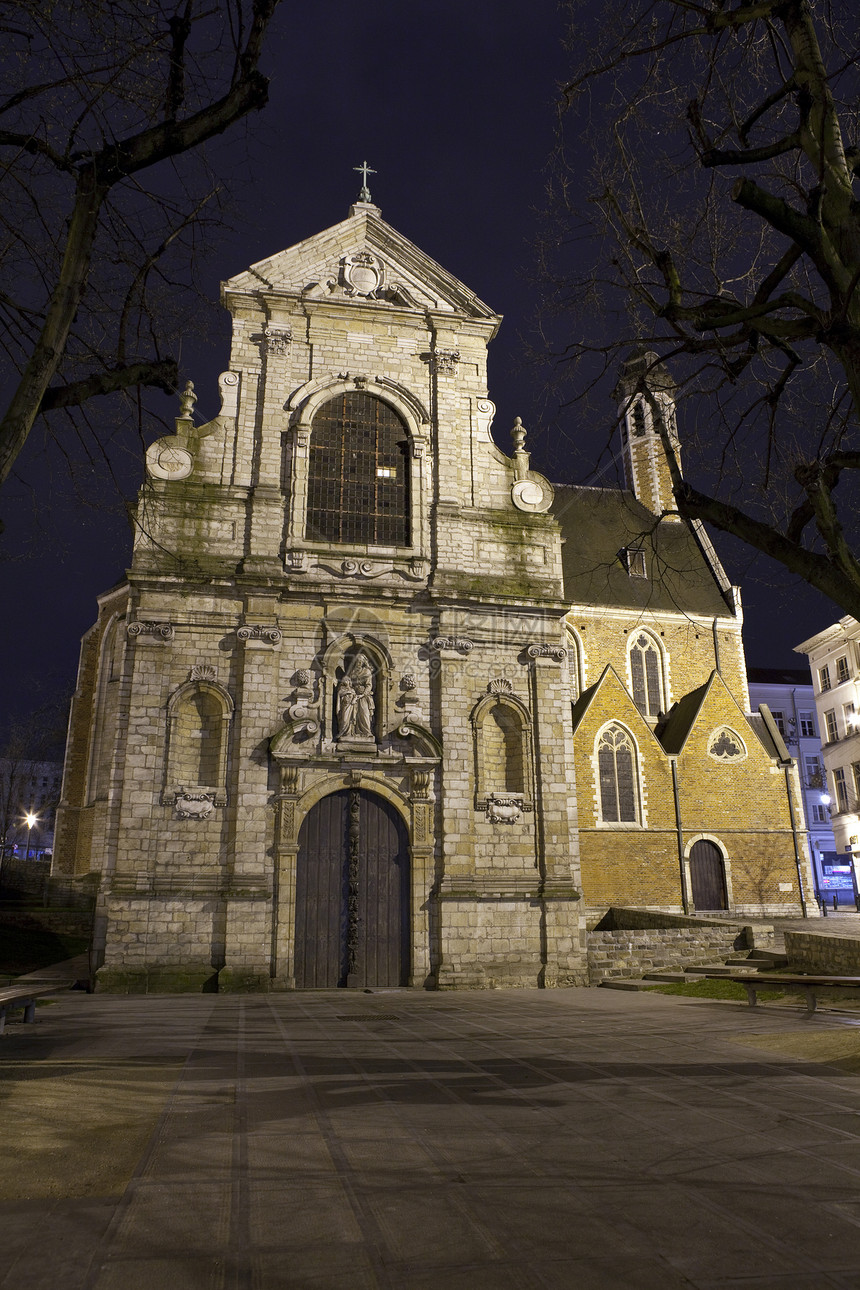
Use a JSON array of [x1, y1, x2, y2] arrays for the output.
[[551, 485, 734, 617]]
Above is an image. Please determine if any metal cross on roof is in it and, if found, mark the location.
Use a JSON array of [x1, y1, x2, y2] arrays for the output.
[[353, 160, 376, 204]]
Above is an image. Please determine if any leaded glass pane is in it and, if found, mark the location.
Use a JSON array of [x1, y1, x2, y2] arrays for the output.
[[306, 393, 409, 546]]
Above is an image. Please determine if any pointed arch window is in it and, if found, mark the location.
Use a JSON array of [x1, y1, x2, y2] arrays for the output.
[[597, 724, 639, 823], [306, 392, 409, 546], [566, 630, 583, 700], [630, 632, 663, 717]]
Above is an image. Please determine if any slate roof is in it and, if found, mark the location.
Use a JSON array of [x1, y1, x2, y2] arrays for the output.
[[747, 666, 812, 687], [551, 485, 735, 619]]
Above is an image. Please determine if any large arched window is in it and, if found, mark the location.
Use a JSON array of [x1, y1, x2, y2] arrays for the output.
[[629, 632, 664, 717], [597, 724, 639, 823], [306, 393, 409, 546]]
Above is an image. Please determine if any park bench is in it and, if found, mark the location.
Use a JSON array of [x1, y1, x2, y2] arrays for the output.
[[0, 984, 63, 1034], [703, 972, 860, 1016]]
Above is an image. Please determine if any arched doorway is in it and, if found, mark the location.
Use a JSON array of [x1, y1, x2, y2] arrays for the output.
[[294, 789, 410, 988], [689, 839, 728, 911]]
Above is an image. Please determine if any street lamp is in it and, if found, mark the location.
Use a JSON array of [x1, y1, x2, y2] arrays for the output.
[[24, 812, 38, 860]]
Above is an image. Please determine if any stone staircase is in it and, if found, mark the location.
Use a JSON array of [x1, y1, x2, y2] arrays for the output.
[[600, 945, 788, 991]]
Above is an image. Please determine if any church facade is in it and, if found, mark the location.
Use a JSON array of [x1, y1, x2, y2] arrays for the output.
[[53, 200, 815, 992]]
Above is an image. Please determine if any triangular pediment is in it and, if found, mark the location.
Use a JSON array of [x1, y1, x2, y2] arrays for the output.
[[222, 205, 499, 320]]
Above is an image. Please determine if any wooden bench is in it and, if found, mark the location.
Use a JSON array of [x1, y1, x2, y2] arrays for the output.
[[0, 984, 62, 1034], [703, 973, 860, 1016]]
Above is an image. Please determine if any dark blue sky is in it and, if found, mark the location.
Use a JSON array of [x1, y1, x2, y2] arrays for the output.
[[0, 0, 835, 741]]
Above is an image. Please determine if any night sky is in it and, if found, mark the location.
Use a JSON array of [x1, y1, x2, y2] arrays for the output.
[[0, 1, 837, 745]]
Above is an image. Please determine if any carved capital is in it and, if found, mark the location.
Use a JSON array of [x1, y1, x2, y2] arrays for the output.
[[127, 620, 174, 641], [431, 636, 474, 654], [265, 326, 292, 356], [237, 625, 282, 645], [527, 644, 567, 662], [432, 350, 460, 374]]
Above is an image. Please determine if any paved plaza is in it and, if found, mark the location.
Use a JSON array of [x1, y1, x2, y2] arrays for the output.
[[3, 984, 860, 1289]]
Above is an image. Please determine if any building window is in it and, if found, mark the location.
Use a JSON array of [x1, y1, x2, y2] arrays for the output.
[[708, 728, 746, 761], [770, 709, 786, 736], [834, 767, 849, 813], [306, 392, 409, 547], [837, 655, 850, 684], [799, 711, 816, 738], [825, 709, 838, 743], [566, 630, 583, 700], [620, 546, 647, 578], [845, 703, 857, 735], [820, 665, 832, 692], [597, 724, 639, 823], [629, 633, 663, 717], [853, 761, 860, 802], [811, 803, 828, 823], [805, 755, 823, 788]]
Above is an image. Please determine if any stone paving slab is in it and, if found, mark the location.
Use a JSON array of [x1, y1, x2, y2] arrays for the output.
[[3, 987, 860, 1288]]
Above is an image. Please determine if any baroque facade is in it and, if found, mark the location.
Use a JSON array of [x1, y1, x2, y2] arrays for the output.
[[54, 199, 815, 992]]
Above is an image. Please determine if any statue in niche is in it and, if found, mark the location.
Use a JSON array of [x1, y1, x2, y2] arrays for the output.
[[337, 653, 375, 739]]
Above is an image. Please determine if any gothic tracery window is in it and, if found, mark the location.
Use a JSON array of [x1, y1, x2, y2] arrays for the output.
[[629, 632, 663, 717], [708, 728, 746, 762], [597, 724, 639, 823], [306, 392, 409, 546]]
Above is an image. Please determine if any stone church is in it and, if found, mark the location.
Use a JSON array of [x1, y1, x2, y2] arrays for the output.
[[54, 194, 814, 992]]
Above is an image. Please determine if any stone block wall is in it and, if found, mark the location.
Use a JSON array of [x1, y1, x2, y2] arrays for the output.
[[587, 924, 750, 982], [784, 929, 860, 975]]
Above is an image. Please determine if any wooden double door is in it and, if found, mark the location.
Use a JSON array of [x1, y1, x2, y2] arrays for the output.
[[294, 789, 410, 988]]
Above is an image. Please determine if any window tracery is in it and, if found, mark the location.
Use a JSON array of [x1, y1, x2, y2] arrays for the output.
[[629, 632, 664, 717], [597, 724, 640, 824]]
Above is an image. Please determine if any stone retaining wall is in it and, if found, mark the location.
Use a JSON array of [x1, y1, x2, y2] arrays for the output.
[[1, 858, 97, 909], [784, 930, 860, 975], [587, 925, 749, 982], [0, 908, 93, 938]]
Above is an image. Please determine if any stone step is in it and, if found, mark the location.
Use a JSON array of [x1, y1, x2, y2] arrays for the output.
[[641, 972, 688, 983], [725, 954, 789, 970], [597, 979, 660, 991], [685, 964, 751, 977]]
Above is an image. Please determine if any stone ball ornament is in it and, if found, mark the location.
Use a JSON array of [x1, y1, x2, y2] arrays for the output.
[[511, 475, 554, 513]]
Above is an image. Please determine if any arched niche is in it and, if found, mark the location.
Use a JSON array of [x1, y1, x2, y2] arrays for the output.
[[320, 633, 393, 746], [471, 692, 534, 809], [163, 679, 234, 804]]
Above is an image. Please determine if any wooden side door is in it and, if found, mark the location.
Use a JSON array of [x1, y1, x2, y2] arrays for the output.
[[689, 839, 728, 911]]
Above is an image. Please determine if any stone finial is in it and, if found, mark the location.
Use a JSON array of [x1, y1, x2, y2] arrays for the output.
[[178, 380, 197, 419], [511, 417, 527, 453], [511, 417, 530, 481]]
